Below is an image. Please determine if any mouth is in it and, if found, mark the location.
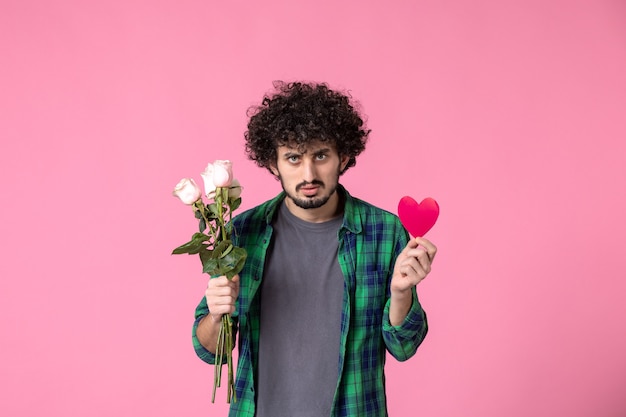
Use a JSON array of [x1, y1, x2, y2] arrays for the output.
[[299, 185, 320, 197]]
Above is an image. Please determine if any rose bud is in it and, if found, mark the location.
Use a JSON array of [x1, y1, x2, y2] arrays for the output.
[[228, 178, 242, 199], [200, 163, 217, 198], [172, 178, 202, 205], [212, 160, 233, 187]]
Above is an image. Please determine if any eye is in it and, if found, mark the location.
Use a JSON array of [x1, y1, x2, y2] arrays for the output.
[[315, 153, 327, 161], [287, 155, 300, 163]]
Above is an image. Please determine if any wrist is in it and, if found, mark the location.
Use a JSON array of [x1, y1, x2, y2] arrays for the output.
[[390, 287, 412, 303], [208, 312, 222, 324], [389, 289, 413, 326]]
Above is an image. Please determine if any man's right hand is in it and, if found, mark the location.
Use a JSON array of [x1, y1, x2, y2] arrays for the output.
[[205, 274, 240, 323]]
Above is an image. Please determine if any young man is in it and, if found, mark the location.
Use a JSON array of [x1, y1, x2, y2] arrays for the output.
[[193, 82, 437, 417]]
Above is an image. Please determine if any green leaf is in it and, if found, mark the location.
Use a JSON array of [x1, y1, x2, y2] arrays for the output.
[[229, 197, 242, 212], [220, 244, 234, 259], [194, 210, 202, 219], [201, 257, 219, 275], [204, 204, 218, 219], [218, 247, 247, 276], [224, 247, 247, 278], [201, 246, 247, 278], [171, 232, 210, 255], [208, 203, 220, 218], [198, 218, 206, 233], [212, 240, 233, 259], [198, 246, 211, 266]]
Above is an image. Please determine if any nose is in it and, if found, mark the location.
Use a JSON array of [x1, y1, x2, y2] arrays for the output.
[[302, 159, 317, 182]]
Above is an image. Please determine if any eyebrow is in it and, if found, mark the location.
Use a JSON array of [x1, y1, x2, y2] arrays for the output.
[[313, 148, 332, 155], [281, 147, 331, 158], [282, 150, 301, 159]]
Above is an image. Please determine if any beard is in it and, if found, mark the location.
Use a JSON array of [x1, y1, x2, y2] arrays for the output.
[[289, 181, 337, 209], [278, 170, 341, 210]]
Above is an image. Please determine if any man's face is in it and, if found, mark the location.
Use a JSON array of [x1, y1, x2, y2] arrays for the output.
[[271, 141, 349, 210]]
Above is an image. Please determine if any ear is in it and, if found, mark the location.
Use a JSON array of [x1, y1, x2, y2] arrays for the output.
[[269, 163, 279, 177], [340, 155, 350, 172]]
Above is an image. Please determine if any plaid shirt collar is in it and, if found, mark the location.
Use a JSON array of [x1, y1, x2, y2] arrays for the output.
[[261, 183, 363, 235]]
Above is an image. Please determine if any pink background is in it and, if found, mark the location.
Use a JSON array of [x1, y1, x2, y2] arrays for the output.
[[1, 1, 625, 416]]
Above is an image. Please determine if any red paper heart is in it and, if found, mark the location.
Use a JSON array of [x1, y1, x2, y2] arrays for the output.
[[397, 196, 440, 237]]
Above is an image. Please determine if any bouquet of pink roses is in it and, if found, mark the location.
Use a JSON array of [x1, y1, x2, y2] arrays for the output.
[[172, 160, 246, 404]]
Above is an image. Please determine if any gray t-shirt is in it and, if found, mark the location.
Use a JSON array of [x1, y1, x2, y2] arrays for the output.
[[256, 201, 344, 417]]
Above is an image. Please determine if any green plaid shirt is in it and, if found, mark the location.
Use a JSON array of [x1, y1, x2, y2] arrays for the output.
[[192, 185, 428, 416]]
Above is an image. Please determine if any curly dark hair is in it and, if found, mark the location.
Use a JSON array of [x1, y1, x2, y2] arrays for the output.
[[244, 81, 371, 175]]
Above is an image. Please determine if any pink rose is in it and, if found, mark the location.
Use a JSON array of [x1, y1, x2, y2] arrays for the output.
[[202, 160, 234, 195], [228, 178, 242, 199], [200, 163, 217, 198], [212, 160, 234, 187], [172, 178, 201, 205]]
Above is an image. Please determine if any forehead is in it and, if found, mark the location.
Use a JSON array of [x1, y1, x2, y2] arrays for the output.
[[276, 140, 337, 155]]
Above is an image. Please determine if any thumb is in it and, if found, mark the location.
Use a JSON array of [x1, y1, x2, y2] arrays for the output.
[[402, 237, 420, 253]]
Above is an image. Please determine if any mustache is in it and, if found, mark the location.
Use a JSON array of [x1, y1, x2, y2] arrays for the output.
[[295, 180, 325, 191]]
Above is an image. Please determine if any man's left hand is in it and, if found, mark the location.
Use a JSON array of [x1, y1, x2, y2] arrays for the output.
[[391, 237, 437, 294]]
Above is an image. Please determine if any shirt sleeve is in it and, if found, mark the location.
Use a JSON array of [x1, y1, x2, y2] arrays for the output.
[[191, 296, 238, 365], [382, 287, 428, 361]]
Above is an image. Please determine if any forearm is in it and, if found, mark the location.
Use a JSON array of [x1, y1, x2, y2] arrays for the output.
[[383, 288, 428, 361], [388, 289, 413, 326], [194, 274, 240, 356]]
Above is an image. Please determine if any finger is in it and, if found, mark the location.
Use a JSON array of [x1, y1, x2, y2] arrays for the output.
[[206, 285, 237, 297], [415, 250, 432, 275], [231, 274, 240, 296], [205, 287, 237, 308], [399, 238, 420, 258], [404, 246, 432, 263], [398, 259, 427, 285], [208, 275, 229, 289], [208, 303, 235, 322], [208, 276, 240, 294], [395, 240, 421, 277], [402, 253, 427, 275], [210, 294, 237, 307], [206, 293, 237, 315], [414, 237, 437, 262], [207, 274, 239, 295]]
